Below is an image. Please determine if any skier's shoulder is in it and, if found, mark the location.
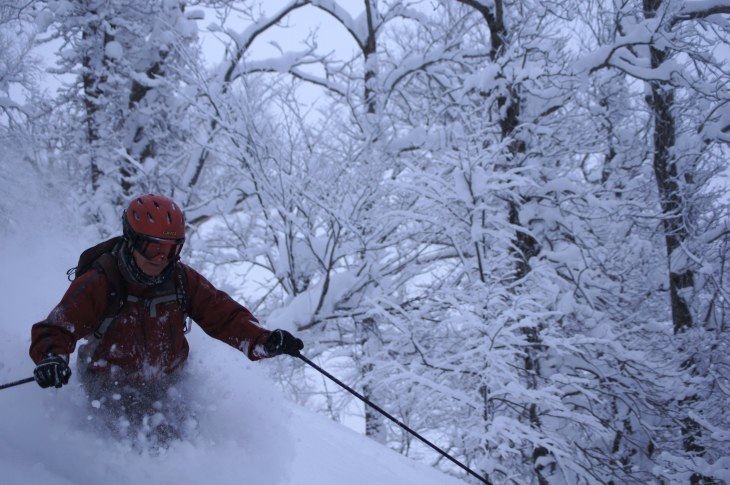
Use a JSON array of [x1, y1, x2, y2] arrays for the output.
[[75, 236, 123, 276], [175, 261, 203, 291], [64, 261, 110, 302], [65, 238, 124, 300], [175, 262, 225, 300], [175, 260, 196, 281]]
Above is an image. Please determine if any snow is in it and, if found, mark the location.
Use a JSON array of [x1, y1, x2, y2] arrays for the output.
[[185, 9, 206, 21], [386, 126, 429, 153], [105, 41, 124, 60], [174, 17, 198, 39], [267, 270, 359, 331], [34, 10, 55, 31], [0, 96, 22, 110], [0, 176, 464, 485], [460, 64, 501, 94]]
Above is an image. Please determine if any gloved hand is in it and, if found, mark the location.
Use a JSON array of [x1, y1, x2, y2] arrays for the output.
[[264, 329, 304, 357], [34, 354, 72, 389]]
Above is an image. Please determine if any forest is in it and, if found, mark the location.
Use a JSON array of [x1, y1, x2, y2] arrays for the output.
[[1, 0, 729, 483]]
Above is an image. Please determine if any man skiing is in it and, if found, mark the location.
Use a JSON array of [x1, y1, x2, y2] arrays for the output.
[[29, 194, 303, 442]]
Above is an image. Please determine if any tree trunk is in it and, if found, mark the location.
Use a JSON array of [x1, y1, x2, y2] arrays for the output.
[[643, 1, 705, 478], [644, 0, 694, 337], [363, 0, 377, 116], [456, 0, 552, 478], [362, 317, 386, 443], [81, 9, 105, 192]]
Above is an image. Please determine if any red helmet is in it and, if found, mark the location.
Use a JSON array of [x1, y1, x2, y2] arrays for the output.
[[124, 194, 185, 239], [123, 194, 185, 262]]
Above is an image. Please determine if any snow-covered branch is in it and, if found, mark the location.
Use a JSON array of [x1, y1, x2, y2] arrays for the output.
[[219, 0, 311, 83], [309, 0, 367, 48], [671, 1, 730, 26]]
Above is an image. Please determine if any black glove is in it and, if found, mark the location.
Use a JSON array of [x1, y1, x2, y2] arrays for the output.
[[34, 354, 72, 389], [264, 329, 304, 357]]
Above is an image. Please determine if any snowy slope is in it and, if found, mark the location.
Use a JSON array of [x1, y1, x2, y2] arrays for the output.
[[0, 181, 465, 485]]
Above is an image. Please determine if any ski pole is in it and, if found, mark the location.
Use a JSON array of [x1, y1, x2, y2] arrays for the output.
[[296, 353, 490, 484], [0, 376, 35, 391]]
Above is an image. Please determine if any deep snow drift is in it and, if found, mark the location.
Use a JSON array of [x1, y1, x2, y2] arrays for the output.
[[0, 179, 465, 485]]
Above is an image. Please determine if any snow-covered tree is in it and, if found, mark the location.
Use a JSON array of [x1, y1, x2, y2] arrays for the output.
[[0, 0, 57, 228], [359, 0, 714, 482], [578, 1, 730, 481], [36, 0, 202, 228], [191, 0, 439, 446]]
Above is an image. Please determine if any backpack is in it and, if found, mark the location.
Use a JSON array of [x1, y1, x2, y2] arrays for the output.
[[67, 236, 189, 339]]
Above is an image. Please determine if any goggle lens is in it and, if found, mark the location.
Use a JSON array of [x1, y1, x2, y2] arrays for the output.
[[132, 237, 184, 262]]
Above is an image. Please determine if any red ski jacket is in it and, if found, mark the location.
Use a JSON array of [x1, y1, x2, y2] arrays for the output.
[[30, 262, 271, 382]]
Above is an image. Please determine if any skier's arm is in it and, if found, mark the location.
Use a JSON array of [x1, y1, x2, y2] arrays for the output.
[[29, 269, 108, 364], [184, 266, 272, 361]]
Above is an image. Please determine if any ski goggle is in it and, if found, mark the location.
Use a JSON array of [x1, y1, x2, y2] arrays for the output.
[[130, 235, 184, 262]]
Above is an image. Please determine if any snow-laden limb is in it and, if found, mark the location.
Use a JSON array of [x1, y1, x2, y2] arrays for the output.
[[224, 0, 309, 53], [0, 96, 22, 111], [379, 2, 431, 27], [235, 47, 317, 77], [672, 0, 730, 25], [240, 50, 350, 97], [309, 0, 367, 47], [656, 451, 730, 484], [605, 49, 679, 81], [385, 125, 430, 153], [232, 36, 349, 100], [699, 101, 730, 143], [267, 270, 361, 331], [381, 41, 464, 100], [288, 67, 349, 98], [574, 17, 660, 76], [578, 0, 730, 80], [128, 69, 164, 89], [214, 0, 310, 83]]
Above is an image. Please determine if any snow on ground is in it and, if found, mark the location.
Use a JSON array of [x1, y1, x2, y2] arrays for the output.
[[0, 179, 465, 485]]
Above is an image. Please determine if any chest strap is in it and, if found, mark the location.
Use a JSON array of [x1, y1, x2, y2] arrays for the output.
[[91, 263, 189, 340], [127, 294, 181, 317], [93, 294, 184, 339]]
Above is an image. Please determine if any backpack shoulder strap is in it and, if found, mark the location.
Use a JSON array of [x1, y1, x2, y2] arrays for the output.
[[92, 252, 127, 339], [174, 262, 190, 314], [175, 263, 193, 334]]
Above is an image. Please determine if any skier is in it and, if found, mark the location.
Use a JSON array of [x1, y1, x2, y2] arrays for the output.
[[29, 194, 303, 442]]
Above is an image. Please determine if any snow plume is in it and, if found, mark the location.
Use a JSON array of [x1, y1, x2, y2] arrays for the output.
[[0, 169, 462, 485]]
